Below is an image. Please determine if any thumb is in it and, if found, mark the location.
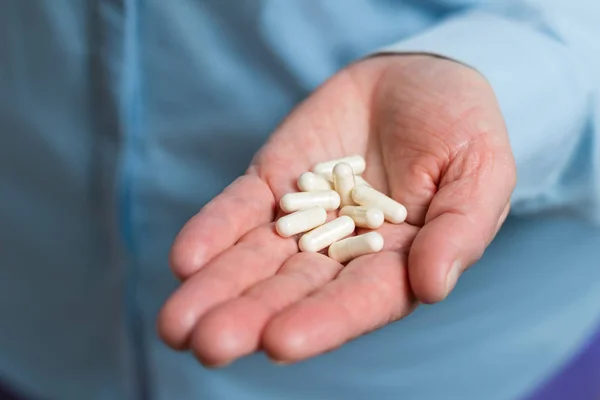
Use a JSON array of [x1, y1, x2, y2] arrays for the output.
[[408, 133, 516, 303]]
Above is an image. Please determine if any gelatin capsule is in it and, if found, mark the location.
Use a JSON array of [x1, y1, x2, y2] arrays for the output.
[[312, 155, 366, 181], [354, 175, 371, 187], [297, 171, 333, 192], [299, 216, 355, 252], [339, 205, 384, 229], [332, 162, 356, 207], [328, 232, 384, 263], [275, 206, 327, 238], [279, 190, 340, 213], [351, 185, 407, 224]]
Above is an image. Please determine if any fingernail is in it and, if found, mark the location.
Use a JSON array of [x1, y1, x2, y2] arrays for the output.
[[270, 359, 291, 366], [195, 354, 232, 369], [445, 260, 461, 298], [203, 360, 232, 369]]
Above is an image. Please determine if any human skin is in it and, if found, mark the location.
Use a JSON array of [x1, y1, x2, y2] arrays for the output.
[[157, 54, 516, 367]]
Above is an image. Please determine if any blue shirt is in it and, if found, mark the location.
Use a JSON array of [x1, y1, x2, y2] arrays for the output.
[[1, 1, 599, 399]]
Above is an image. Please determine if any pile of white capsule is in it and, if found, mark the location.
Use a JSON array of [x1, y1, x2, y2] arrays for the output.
[[275, 155, 407, 264]]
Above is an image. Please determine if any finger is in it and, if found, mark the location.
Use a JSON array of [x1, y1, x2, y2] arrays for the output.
[[374, 57, 512, 227], [262, 224, 418, 363], [495, 202, 511, 236], [169, 174, 275, 280], [408, 136, 516, 304], [190, 253, 343, 366], [158, 224, 297, 349], [262, 251, 416, 363]]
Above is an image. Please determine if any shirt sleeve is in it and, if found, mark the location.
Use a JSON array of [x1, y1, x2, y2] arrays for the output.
[[373, 1, 600, 222]]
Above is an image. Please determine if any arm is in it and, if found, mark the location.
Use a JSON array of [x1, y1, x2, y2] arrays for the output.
[[376, 0, 600, 221]]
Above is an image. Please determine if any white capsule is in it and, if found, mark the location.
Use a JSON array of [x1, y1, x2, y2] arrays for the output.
[[279, 190, 340, 213], [328, 232, 384, 263], [351, 185, 407, 224], [299, 216, 355, 253], [312, 155, 366, 181], [276, 207, 327, 238], [332, 162, 356, 207], [297, 171, 333, 192], [339, 206, 384, 229], [354, 175, 371, 187]]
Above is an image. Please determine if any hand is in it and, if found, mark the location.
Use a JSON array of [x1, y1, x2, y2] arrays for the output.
[[157, 55, 516, 366]]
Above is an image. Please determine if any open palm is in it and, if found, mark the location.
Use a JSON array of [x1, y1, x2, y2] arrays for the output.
[[158, 55, 516, 366]]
